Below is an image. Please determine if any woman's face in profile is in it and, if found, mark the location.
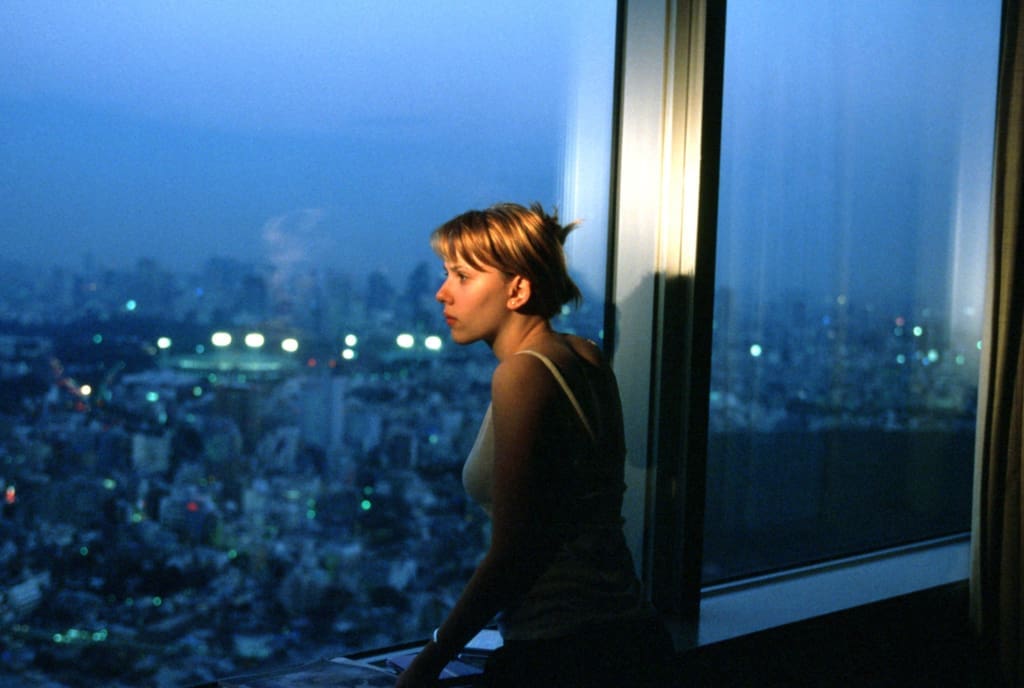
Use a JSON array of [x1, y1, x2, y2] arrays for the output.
[[436, 257, 512, 346]]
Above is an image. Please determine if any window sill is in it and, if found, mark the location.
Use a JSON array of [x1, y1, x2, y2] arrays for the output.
[[696, 535, 970, 645]]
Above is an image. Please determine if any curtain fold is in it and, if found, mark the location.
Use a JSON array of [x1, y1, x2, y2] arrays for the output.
[[971, 1, 1024, 686]]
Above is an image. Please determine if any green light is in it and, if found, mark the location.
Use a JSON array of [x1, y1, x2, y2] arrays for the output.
[[125, 299, 137, 311], [145, 391, 159, 403], [360, 499, 372, 511], [92, 629, 108, 642], [152, 596, 162, 607], [102, 478, 116, 490], [53, 633, 64, 643], [306, 509, 317, 520], [363, 486, 374, 496], [92, 334, 103, 344], [131, 512, 143, 523], [79, 546, 89, 556]]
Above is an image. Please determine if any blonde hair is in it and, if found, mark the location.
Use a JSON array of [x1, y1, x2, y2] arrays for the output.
[[431, 202, 582, 319]]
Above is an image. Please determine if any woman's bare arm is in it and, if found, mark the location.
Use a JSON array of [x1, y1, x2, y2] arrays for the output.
[[395, 354, 558, 686]]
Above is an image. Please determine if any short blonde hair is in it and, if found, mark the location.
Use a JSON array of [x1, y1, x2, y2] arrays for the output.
[[431, 202, 582, 319]]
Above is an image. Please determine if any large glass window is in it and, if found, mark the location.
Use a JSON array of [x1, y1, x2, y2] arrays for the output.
[[0, 3, 617, 685], [703, 0, 1001, 583]]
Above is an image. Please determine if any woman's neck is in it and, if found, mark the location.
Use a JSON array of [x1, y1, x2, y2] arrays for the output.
[[490, 316, 554, 362]]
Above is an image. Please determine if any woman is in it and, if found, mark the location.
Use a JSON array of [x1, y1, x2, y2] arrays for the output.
[[396, 203, 673, 687]]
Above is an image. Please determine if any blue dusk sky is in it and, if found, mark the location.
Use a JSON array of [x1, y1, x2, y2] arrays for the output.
[[0, 0, 1004, 316], [715, 0, 1001, 316], [0, 1, 609, 279]]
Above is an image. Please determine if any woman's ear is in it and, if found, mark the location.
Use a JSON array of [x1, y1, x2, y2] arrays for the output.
[[507, 275, 532, 310]]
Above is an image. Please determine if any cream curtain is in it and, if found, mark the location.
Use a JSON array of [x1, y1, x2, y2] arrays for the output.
[[971, 1, 1024, 686]]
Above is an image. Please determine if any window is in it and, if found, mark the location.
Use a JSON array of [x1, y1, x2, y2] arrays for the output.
[[611, 0, 1003, 644], [704, 0, 1001, 584], [0, 3, 617, 685]]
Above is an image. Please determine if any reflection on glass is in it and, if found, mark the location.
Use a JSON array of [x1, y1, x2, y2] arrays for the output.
[[0, 2, 616, 685], [703, 0, 1001, 584]]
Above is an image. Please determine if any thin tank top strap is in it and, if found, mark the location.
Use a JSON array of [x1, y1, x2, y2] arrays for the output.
[[516, 349, 597, 444]]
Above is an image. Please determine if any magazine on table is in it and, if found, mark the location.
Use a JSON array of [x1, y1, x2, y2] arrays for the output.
[[217, 628, 501, 686], [217, 657, 398, 687]]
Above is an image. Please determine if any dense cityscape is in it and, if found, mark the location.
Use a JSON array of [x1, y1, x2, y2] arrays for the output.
[[0, 255, 602, 687], [0, 255, 980, 686]]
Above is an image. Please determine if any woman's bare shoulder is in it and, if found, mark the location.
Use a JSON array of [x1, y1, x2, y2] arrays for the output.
[[492, 350, 558, 391], [490, 353, 562, 422]]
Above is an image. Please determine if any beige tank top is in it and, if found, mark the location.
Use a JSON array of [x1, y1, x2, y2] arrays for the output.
[[461, 349, 595, 514]]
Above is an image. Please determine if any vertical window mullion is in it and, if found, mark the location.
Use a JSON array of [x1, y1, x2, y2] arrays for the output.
[[612, 0, 726, 635]]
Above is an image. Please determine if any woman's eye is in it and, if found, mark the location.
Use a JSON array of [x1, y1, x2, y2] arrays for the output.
[[441, 267, 469, 283]]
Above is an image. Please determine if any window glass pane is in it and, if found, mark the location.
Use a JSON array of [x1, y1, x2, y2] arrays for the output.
[[0, 2, 616, 685], [704, 0, 1001, 584]]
